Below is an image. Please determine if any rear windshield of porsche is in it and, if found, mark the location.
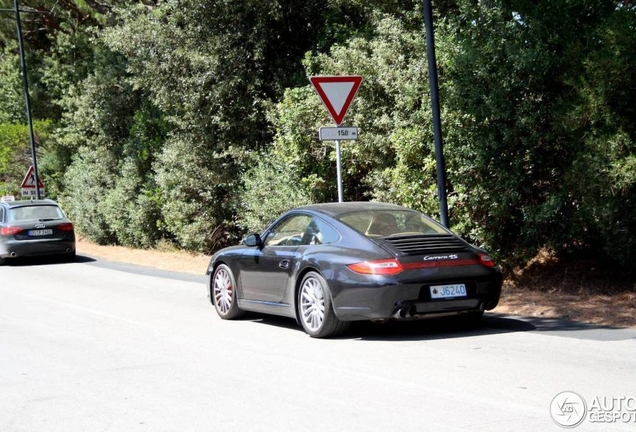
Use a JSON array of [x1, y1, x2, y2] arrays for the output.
[[338, 210, 449, 238], [338, 210, 448, 237], [8, 205, 65, 222]]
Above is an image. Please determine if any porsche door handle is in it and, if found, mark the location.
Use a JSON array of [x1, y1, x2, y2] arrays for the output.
[[279, 260, 290, 270]]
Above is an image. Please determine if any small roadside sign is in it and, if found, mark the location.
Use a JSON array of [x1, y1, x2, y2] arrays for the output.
[[22, 188, 45, 198], [20, 165, 45, 198], [20, 165, 44, 188], [310, 75, 363, 126], [319, 127, 359, 141]]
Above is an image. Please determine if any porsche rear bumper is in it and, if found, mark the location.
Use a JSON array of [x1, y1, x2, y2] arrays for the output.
[[330, 268, 502, 321]]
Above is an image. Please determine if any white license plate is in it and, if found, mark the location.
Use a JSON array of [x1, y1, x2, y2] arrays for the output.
[[430, 283, 467, 299], [28, 229, 53, 236]]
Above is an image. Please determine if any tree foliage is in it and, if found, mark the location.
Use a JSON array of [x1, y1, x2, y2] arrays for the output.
[[255, 14, 441, 217], [0, 0, 634, 276], [439, 0, 636, 271], [0, 120, 52, 196]]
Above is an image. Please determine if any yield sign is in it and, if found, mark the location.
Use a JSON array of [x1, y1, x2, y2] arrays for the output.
[[20, 165, 44, 188], [310, 75, 363, 126]]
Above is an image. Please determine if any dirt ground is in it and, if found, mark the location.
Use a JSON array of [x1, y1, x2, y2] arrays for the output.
[[498, 286, 636, 327], [77, 237, 211, 275], [76, 238, 636, 328]]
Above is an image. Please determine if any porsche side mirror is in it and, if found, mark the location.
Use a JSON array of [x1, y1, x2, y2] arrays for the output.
[[243, 233, 262, 247]]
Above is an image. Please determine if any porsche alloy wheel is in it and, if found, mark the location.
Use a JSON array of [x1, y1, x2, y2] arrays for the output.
[[298, 272, 349, 338], [212, 264, 244, 319], [300, 275, 325, 331]]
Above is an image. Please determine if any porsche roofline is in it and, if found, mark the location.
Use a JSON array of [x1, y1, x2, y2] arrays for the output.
[[296, 201, 410, 218]]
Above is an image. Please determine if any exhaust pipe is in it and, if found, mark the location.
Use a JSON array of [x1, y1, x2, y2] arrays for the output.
[[10, 252, 16, 258], [395, 306, 417, 319]]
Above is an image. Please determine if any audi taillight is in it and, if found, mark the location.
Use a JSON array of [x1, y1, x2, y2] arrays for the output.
[[58, 223, 74, 231], [1, 226, 23, 236], [347, 259, 404, 276]]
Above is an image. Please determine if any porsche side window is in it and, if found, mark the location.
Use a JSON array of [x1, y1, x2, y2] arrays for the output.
[[264, 214, 312, 247], [300, 217, 340, 245]]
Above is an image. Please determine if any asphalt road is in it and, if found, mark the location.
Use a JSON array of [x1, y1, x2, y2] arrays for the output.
[[1, 256, 635, 432]]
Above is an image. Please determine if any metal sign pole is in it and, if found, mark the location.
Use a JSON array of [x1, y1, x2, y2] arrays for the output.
[[422, 0, 449, 227], [14, 0, 41, 199], [335, 140, 343, 203]]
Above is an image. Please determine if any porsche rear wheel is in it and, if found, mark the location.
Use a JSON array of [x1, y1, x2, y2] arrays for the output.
[[212, 264, 244, 320], [298, 271, 349, 338]]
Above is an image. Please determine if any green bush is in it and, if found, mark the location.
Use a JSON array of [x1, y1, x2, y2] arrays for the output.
[[235, 154, 313, 234], [99, 159, 162, 248], [60, 146, 116, 244]]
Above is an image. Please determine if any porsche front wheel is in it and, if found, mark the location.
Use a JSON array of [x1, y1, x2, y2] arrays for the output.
[[212, 264, 244, 320]]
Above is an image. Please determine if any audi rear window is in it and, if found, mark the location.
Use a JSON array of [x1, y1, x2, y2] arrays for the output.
[[8, 205, 65, 222]]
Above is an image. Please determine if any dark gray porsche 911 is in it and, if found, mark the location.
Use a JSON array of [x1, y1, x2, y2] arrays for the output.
[[206, 202, 502, 338]]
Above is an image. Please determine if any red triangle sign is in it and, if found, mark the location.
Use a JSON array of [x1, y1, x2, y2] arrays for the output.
[[20, 165, 44, 188], [310, 75, 363, 126]]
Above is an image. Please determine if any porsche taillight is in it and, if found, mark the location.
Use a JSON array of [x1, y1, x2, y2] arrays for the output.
[[478, 253, 496, 268], [1, 226, 23, 236], [347, 259, 404, 276]]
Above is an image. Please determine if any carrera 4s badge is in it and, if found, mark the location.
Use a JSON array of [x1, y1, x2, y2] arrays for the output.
[[423, 254, 458, 261]]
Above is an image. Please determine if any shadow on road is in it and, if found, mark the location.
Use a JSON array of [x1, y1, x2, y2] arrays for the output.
[[491, 314, 636, 341], [244, 312, 636, 342], [347, 314, 536, 341], [2, 254, 95, 267], [244, 313, 536, 341], [244, 314, 304, 332]]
